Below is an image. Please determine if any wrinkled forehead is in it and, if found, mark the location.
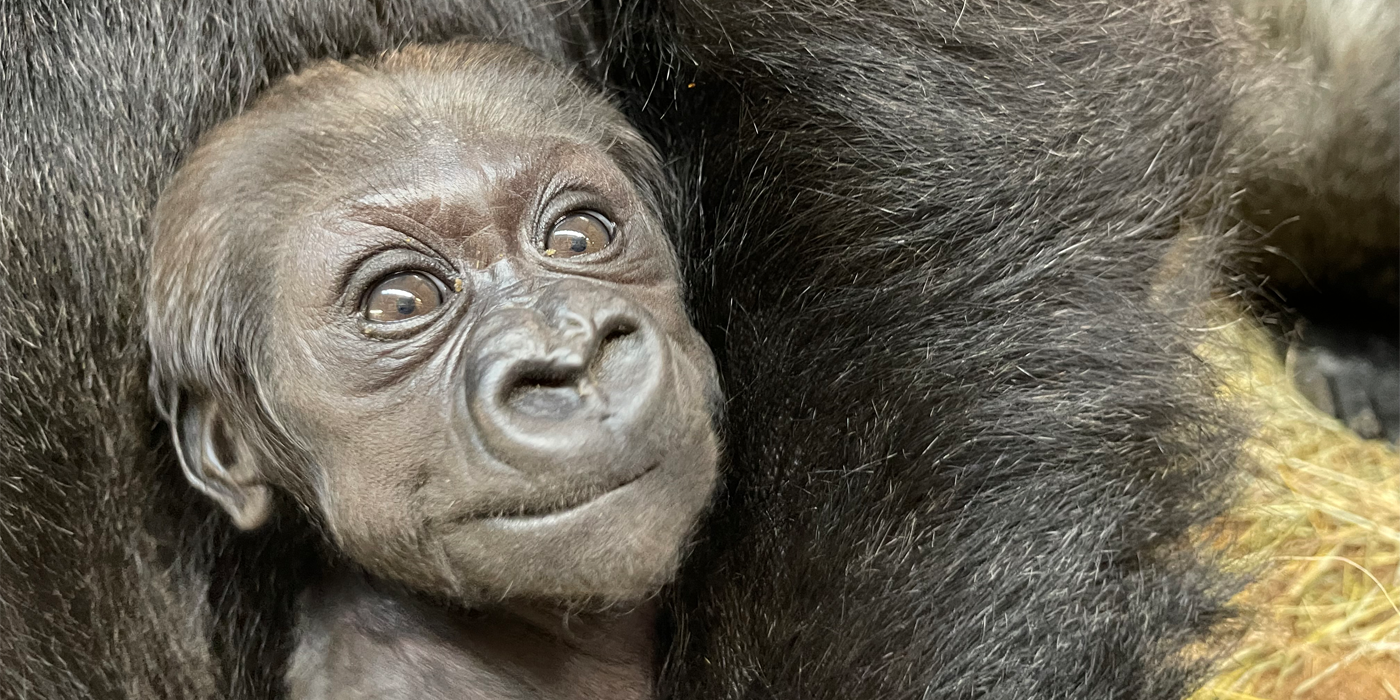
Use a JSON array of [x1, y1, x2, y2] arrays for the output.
[[195, 49, 637, 212], [151, 45, 655, 298]]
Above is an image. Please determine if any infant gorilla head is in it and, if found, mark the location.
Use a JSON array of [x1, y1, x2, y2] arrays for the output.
[[147, 43, 720, 605]]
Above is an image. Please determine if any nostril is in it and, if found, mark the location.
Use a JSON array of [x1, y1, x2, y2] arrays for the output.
[[493, 318, 648, 422], [502, 362, 585, 421], [590, 322, 643, 386]]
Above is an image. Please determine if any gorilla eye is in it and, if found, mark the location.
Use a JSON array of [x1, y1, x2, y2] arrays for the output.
[[364, 272, 443, 323], [544, 211, 613, 258]]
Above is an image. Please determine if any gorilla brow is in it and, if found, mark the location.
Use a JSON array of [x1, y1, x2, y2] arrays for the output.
[[145, 41, 667, 426]]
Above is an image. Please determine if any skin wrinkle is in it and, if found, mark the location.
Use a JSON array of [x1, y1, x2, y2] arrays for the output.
[[146, 42, 720, 699], [21, 0, 1356, 696]]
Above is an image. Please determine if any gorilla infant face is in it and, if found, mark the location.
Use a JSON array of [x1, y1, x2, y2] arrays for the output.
[[148, 44, 720, 603]]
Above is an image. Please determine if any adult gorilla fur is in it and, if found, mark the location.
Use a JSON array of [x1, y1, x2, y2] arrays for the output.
[[0, 1, 1241, 698]]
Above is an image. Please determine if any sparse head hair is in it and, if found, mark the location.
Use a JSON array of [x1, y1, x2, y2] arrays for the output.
[[146, 42, 665, 443]]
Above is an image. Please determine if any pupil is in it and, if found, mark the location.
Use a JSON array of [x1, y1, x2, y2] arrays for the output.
[[545, 213, 611, 258], [363, 272, 441, 324]]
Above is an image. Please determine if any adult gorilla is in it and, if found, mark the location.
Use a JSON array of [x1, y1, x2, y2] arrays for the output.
[[0, 1, 1240, 699]]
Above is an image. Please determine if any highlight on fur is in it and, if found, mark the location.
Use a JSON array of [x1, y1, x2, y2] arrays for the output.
[[1224, 0, 1399, 314], [0, 1, 1286, 698]]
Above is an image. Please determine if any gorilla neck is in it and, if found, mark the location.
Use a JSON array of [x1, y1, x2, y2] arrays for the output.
[[288, 570, 655, 700]]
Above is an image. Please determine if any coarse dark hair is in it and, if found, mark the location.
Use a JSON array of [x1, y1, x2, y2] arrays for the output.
[[0, 1, 1245, 698]]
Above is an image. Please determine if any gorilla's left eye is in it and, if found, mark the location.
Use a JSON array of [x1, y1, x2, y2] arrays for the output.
[[364, 272, 443, 323], [544, 211, 613, 258]]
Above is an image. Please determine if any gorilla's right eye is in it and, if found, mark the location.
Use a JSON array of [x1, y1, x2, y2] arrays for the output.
[[364, 272, 443, 323], [544, 211, 613, 258]]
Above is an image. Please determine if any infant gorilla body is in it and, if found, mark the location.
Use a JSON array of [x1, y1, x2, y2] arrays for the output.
[[146, 44, 721, 699]]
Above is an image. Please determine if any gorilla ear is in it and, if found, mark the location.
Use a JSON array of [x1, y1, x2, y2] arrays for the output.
[[170, 394, 273, 530]]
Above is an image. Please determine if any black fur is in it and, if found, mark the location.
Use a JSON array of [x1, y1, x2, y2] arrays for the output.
[[613, 2, 1242, 697], [1224, 0, 1399, 441], [0, 1, 1243, 698], [1, 4, 602, 697]]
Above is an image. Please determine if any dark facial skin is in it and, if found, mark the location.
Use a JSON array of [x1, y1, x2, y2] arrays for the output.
[[147, 44, 720, 698]]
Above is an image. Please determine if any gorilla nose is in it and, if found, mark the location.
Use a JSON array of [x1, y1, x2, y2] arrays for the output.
[[465, 285, 671, 477], [500, 317, 642, 421]]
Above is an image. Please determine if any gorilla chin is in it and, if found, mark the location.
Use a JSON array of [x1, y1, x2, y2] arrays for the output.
[[144, 43, 722, 697]]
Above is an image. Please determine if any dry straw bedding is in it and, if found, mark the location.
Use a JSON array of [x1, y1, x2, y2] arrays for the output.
[[1195, 316, 1399, 699]]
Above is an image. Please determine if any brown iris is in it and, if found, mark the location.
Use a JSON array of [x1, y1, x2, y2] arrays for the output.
[[364, 272, 442, 323], [544, 211, 613, 258]]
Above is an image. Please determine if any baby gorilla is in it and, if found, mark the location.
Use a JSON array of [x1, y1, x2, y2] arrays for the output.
[[146, 44, 721, 698]]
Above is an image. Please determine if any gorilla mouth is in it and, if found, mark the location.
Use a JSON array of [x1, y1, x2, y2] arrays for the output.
[[481, 461, 659, 521]]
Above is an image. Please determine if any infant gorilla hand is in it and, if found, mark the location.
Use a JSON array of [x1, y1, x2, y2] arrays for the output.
[[146, 43, 721, 699]]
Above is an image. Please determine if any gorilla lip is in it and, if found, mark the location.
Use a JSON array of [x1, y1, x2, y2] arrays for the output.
[[476, 460, 660, 522]]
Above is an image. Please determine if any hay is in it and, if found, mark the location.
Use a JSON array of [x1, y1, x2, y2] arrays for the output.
[[1195, 314, 1400, 699]]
